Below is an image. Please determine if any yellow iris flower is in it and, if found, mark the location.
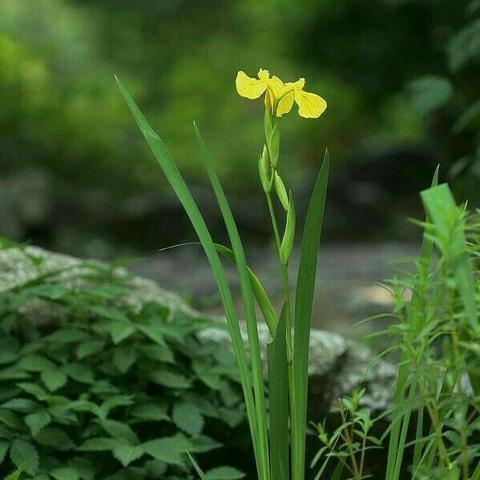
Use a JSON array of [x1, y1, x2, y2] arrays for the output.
[[235, 68, 327, 119]]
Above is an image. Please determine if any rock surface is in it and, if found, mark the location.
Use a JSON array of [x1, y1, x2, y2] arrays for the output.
[[0, 243, 395, 415]]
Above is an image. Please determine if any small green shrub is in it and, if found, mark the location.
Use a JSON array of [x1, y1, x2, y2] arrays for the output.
[[313, 182, 480, 479], [0, 243, 245, 479]]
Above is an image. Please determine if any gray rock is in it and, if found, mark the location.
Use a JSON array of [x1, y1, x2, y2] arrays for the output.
[[0, 243, 395, 415], [200, 322, 395, 416]]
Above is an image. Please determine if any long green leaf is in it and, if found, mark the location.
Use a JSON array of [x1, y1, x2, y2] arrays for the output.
[[194, 122, 270, 480], [215, 244, 278, 336], [115, 77, 263, 477], [187, 452, 208, 480], [267, 305, 289, 480], [292, 150, 329, 480], [158, 241, 278, 335]]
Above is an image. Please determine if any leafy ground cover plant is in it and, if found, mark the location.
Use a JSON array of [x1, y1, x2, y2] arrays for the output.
[[312, 181, 480, 479], [117, 68, 328, 480], [0, 240, 245, 479]]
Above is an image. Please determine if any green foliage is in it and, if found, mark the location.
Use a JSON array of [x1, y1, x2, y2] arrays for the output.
[[313, 181, 480, 479], [313, 390, 381, 480], [407, 2, 480, 202], [407, 77, 453, 115], [117, 72, 330, 480], [0, 243, 245, 479]]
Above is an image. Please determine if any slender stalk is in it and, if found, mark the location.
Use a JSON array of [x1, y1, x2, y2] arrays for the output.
[[266, 183, 297, 480]]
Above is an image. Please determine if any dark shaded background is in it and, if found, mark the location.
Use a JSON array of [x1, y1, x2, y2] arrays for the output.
[[1, 0, 479, 263]]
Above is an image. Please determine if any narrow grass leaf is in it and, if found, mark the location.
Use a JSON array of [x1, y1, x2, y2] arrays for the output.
[[116, 77, 262, 477], [267, 305, 289, 480], [194, 122, 270, 480], [215, 243, 278, 335], [187, 452, 208, 480], [292, 150, 329, 480]]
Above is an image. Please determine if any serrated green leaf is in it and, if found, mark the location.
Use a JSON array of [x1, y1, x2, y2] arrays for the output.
[[205, 466, 245, 479], [25, 411, 51, 436], [65, 363, 95, 384], [76, 340, 106, 359], [172, 401, 204, 435], [143, 434, 192, 466], [16, 383, 49, 401], [109, 322, 135, 344], [35, 427, 75, 450], [4, 469, 22, 480], [131, 403, 169, 422], [188, 435, 222, 453], [137, 324, 166, 346], [100, 419, 138, 445], [148, 370, 191, 389], [138, 344, 174, 364], [50, 467, 81, 480], [90, 305, 130, 323], [78, 437, 118, 451], [0, 409, 22, 429], [46, 328, 90, 344], [0, 366, 29, 382], [25, 284, 70, 301], [2, 398, 38, 411], [112, 442, 145, 466], [18, 354, 55, 373], [41, 368, 68, 392], [0, 337, 19, 365], [0, 440, 9, 462], [10, 439, 39, 475], [101, 395, 134, 416], [113, 346, 137, 373]]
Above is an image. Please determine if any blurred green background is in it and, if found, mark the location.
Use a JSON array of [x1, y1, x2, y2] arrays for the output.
[[1, 0, 479, 258]]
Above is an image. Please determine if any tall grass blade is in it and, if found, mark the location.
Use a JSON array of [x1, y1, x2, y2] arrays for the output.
[[115, 77, 264, 478], [267, 305, 289, 480], [187, 452, 208, 480], [215, 243, 278, 335], [193, 122, 270, 480], [292, 150, 329, 480], [159, 241, 278, 335]]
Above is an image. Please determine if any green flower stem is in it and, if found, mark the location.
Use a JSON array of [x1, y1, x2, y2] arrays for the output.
[[264, 113, 298, 479], [266, 191, 293, 361]]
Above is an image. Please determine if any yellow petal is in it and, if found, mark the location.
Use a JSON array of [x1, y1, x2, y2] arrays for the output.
[[257, 68, 270, 82], [268, 75, 287, 100], [294, 90, 327, 118], [236, 71, 267, 99], [286, 78, 305, 90], [276, 91, 295, 117]]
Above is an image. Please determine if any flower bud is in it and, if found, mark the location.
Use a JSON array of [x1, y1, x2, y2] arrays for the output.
[[268, 124, 280, 168], [259, 146, 271, 193], [274, 172, 289, 211], [280, 192, 295, 265]]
